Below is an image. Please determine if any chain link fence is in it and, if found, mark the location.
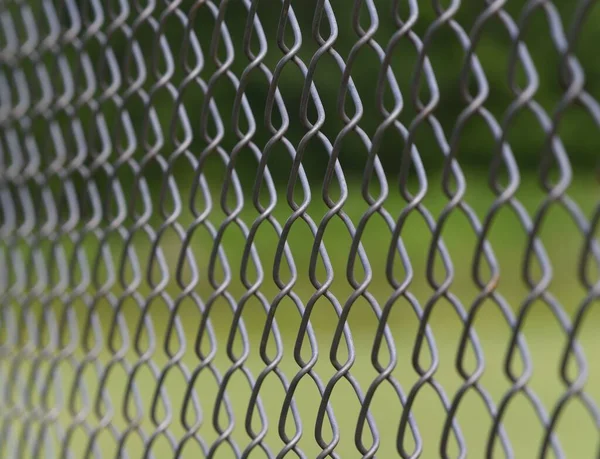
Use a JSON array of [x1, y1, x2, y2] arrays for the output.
[[1, 0, 600, 457]]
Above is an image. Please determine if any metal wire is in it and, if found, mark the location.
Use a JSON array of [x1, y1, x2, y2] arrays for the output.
[[1, 0, 599, 457]]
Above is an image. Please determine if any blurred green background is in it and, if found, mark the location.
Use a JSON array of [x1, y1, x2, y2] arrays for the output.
[[2, 0, 600, 458], [24, 0, 600, 194]]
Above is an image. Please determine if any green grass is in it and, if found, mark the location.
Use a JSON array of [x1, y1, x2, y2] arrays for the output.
[[1, 171, 599, 458]]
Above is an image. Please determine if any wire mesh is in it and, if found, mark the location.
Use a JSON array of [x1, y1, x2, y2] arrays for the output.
[[1, 0, 600, 457]]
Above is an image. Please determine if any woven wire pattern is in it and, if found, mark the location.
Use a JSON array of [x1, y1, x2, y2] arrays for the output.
[[1, 0, 600, 457]]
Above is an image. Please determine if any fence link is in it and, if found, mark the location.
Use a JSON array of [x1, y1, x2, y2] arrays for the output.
[[1, 0, 600, 457]]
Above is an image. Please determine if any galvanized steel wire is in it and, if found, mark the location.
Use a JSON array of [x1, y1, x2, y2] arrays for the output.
[[1, 0, 600, 457]]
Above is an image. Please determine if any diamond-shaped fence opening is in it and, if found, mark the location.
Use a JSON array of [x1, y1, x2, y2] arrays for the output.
[[1, 0, 599, 458]]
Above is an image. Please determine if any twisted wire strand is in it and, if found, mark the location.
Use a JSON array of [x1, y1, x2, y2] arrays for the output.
[[473, 4, 598, 458], [304, 2, 393, 457], [432, 1, 536, 457], [1, 1, 80, 456], [521, 1, 600, 455], [0, 1, 42, 452], [1, 0, 599, 457], [261, 3, 322, 455], [254, 3, 323, 457], [30, 0, 110, 455], [81, 1, 159, 456], [99, 2, 151, 455], [387, 1, 480, 455], [96, 1, 169, 456], [338, 1, 413, 457], [172, 3, 240, 456], [267, 2, 355, 457], [228, 1, 305, 457]]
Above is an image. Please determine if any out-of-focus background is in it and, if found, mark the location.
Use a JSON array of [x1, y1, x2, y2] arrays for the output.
[[1, 0, 600, 457]]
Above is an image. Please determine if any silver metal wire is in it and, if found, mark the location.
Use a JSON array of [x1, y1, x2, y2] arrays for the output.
[[1, 0, 599, 457]]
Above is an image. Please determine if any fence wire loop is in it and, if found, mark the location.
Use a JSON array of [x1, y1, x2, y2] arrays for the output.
[[1, 0, 600, 458]]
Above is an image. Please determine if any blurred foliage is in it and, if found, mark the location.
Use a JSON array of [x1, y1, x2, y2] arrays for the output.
[[8, 0, 600, 199]]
